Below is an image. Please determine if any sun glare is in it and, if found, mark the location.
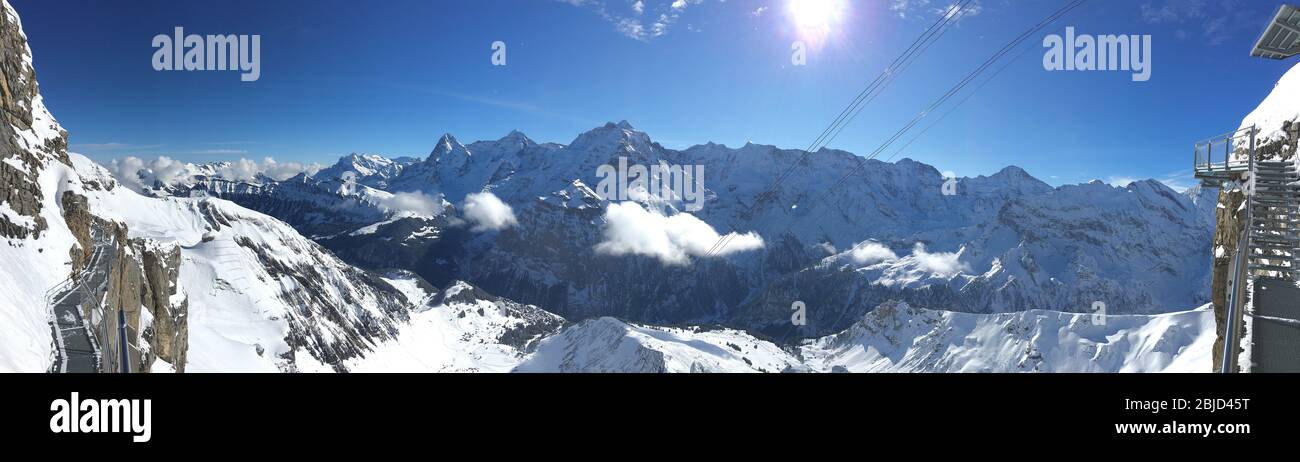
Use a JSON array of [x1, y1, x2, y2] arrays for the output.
[[787, 0, 848, 46]]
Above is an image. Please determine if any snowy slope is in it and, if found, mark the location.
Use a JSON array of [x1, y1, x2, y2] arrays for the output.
[[515, 317, 801, 373], [799, 301, 1213, 373], [0, 0, 83, 372], [512, 302, 1213, 373], [0, 144, 80, 372], [346, 281, 565, 372], [1241, 60, 1300, 145], [74, 155, 418, 372]]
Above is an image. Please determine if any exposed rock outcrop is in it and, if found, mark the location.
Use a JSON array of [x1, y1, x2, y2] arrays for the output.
[[60, 191, 90, 272], [139, 240, 188, 371], [1211, 187, 1245, 372], [0, 1, 67, 240], [76, 219, 189, 373], [0, 0, 190, 372]]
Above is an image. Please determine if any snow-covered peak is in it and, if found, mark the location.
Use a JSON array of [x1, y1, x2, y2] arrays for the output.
[[514, 317, 800, 373], [500, 129, 532, 143], [325, 153, 387, 175], [428, 133, 471, 162], [1241, 60, 1300, 144], [312, 152, 411, 188], [567, 121, 657, 154], [962, 165, 1053, 196]]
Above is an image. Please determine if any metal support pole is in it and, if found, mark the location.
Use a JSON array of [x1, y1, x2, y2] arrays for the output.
[[117, 308, 130, 374]]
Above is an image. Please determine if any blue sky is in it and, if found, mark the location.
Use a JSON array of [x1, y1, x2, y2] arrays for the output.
[[9, 0, 1293, 189]]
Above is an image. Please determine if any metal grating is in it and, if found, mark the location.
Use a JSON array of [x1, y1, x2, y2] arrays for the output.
[[1252, 278, 1300, 372], [1252, 5, 1300, 59]]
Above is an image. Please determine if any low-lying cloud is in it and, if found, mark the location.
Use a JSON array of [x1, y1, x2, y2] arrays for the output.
[[218, 157, 323, 182], [462, 192, 518, 232], [377, 191, 444, 217], [849, 241, 899, 265], [105, 155, 322, 193], [595, 202, 763, 265], [909, 243, 969, 276], [107, 156, 189, 193]]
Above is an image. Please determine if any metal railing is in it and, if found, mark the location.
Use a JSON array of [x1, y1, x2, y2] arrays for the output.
[[1195, 126, 1258, 176], [44, 230, 109, 373], [95, 309, 141, 373], [1220, 129, 1258, 374]]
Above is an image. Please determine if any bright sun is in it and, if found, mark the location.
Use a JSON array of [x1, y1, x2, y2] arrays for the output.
[[787, 0, 848, 47]]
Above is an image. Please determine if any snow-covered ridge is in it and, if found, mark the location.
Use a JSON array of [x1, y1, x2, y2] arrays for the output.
[[513, 302, 1213, 373], [74, 154, 420, 371], [799, 301, 1213, 373], [1241, 60, 1300, 145], [126, 119, 1218, 338]]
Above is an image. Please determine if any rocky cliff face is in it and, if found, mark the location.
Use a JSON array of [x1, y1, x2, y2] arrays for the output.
[[0, 0, 188, 372], [138, 239, 188, 371], [97, 219, 189, 373], [0, 0, 65, 240], [1210, 187, 1245, 372]]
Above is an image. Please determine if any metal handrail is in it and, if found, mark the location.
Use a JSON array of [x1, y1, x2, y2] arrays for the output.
[[43, 234, 105, 372], [1220, 127, 1256, 374], [44, 229, 117, 373], [1195, 126, 1258, 174], [1194, 126, 1259, 145]]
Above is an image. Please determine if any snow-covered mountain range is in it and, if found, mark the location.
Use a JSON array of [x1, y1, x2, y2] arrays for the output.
[[0, 0, 1220, 372], [129, 119, 1219, 339]]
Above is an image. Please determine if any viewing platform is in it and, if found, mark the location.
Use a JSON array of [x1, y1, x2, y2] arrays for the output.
[[1193, 126, 1256, 186]]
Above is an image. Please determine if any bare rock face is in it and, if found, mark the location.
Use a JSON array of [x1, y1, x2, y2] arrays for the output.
[[60, 191, 91, 272], [0, 1, 68, 240], [1211, 187, 1245, 372], [139, 240, 188, 372], [90, 221, 189, 373], [0, 0, 191, 372], [1254, 121, 1300, 160]]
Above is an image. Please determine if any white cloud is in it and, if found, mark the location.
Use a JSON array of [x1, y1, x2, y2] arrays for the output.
[[377, 191, 444, 217], [105, 155, 322, 193], [1139, 0, 1208, 24], [595, 202, 764, 265], [1139, 0, 1257, 46], [909, 243, 969, 276], [752, 6, 768, 17], [107, 156, 188, 193], [890, 0, 931, 18], [891, 0, 982, 23], [1106, 176, 1137, 188], [462, 192, 518, 232], [218, 157, 323, 181], [932, 2, 981, 22], [849, 241, 899, 265], [559, 0, 703, 41]]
